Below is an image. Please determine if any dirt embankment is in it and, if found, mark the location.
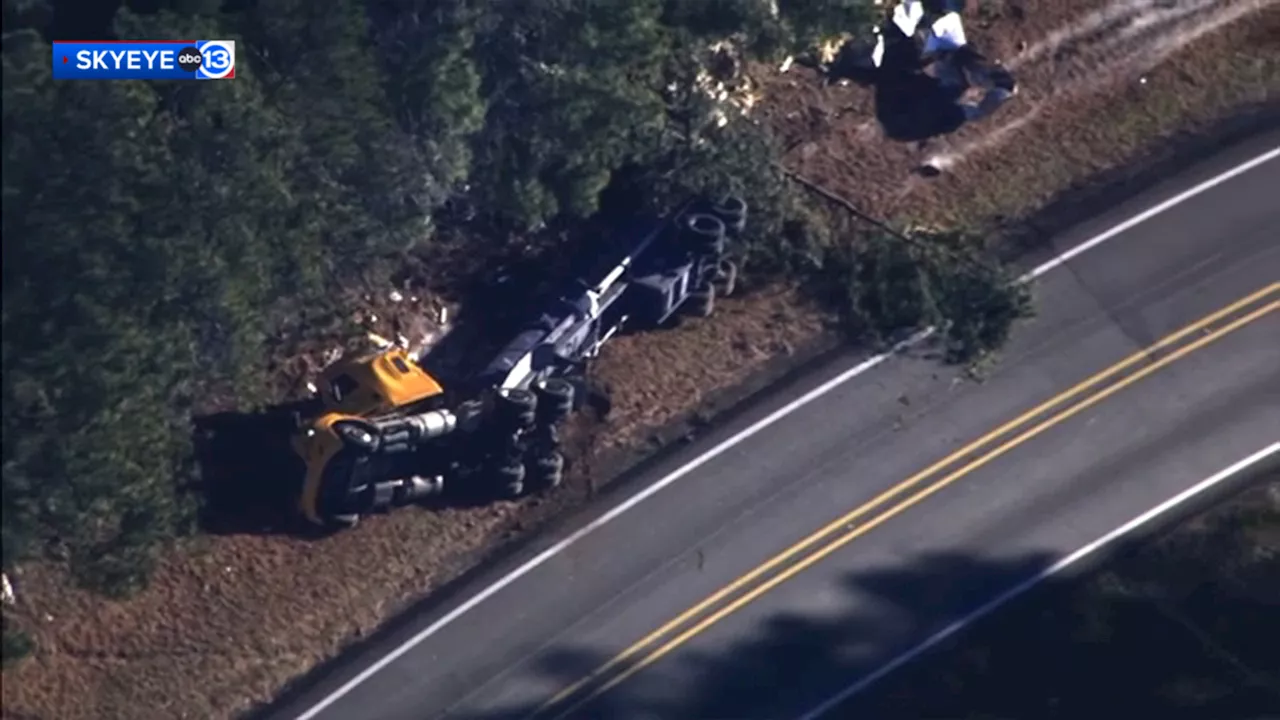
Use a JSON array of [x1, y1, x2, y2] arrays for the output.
[[3, 2, 1279, 718], [767, 0, 1279, 225]]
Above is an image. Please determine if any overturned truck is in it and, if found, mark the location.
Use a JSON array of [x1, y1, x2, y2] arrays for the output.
[[292, 196, 747, 530]]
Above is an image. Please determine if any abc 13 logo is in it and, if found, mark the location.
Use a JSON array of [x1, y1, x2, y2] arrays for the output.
[[176, 41, 235, 79]]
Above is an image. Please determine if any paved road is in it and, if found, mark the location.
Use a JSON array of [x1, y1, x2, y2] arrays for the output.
[[276, 131, 1280, 720]]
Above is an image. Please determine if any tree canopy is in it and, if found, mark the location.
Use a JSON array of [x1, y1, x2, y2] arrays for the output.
[[3, 0, 1033, 602]]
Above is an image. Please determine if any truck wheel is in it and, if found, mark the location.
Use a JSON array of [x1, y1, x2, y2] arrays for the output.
[[564, 374, 589, 412], [713, 257, 738, 297], [533, 378, 575, 423], [529, 451, 565, 491], [397, 474, 444, 504], [493, 460, 525, 499], [495, 388, 537, 430], [456, 399, 485, 433], [686, 285, 715, 318], [683, 213, 725, 256], [303, 512, 359, 538], [711, 195, 748, 235], [532, 422, 561, 449]]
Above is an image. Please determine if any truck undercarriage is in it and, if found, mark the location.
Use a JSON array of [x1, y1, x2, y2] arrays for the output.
[[274, 194, 749, 530]]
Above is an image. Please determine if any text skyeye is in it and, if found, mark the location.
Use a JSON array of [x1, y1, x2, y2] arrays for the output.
[[75, 49, 176, 71]]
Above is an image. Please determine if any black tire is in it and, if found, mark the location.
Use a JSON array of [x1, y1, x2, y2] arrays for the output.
[[686, 285, 715, 318], [529, 451, 565, 491], [564, 374, 589, 412], [713, 257, 738, 297], [396, 474, 444, 504], [495, 388, 537, 430], [492, 460, 525, 499], [455, 399, 485, 432], [683, 213, 726, 256], [303, 512, 358, 538], [532, 422, 561, 449], [533, 378, 575, 423], [711, 195, 748, 235]]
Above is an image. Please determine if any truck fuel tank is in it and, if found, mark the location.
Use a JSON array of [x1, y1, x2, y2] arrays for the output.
[[372, 409, 458, 452]]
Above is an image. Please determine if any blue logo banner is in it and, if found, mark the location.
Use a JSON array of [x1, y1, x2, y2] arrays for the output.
[[52, 40, 236, 80]]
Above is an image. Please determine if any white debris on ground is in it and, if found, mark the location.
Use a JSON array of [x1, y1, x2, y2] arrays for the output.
[[697, 40, 764, 129], [287, 280, 457, 399], [356, 296, 454, 363], [2, 572, 14, 606], [893, 0, 925, 36], [920, 0, 1270, 177], [817, 1, 1018, 132], [922, 12, 968, 56]]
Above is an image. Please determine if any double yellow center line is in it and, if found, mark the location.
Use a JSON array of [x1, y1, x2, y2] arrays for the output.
[[530, 282, 1279, 719]]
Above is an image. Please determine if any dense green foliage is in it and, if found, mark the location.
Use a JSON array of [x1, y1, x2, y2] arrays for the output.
[[2, 620, 33, 668], [2, 0, 1027, 604], [3, 0, 434, 595], [824, 230, 1034, 363]]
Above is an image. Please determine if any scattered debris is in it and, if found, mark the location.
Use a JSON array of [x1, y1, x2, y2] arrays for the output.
[[816, 0, 1018, 139], [367, 332, 394, 350], [922, 12, 967, 56], [893, 0, 925, 36], [694, 41, 762, 128]]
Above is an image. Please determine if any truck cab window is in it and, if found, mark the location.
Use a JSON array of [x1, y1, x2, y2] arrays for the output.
[[331, 373, 360, 402]]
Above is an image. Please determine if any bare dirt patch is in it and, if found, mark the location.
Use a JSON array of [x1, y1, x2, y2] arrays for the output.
[[764, 0, 1279, 223], [1, 503, 523, 719], [3, 2, 1278, 719], [590, 284, 834, 453]]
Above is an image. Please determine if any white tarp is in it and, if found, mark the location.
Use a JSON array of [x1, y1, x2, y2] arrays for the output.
[[923, 12, 968, 55], [821, 0, 1016, 133], [871, 29, 886, 68], [891, 0, 925, 36]]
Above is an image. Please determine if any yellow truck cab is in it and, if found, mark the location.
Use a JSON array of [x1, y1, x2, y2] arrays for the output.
[[293, 348, 447, 527], [315, 347, 444, 418]]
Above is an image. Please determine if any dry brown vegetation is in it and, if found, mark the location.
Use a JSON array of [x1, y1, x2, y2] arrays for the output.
[[4, 1, 1279, 718]]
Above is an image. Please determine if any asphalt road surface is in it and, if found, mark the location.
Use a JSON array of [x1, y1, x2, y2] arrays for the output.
[[279, 132, 1280, 720]]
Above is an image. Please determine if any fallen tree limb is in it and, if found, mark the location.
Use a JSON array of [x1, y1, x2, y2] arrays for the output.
[[779, 165, 908, 241], [781, 165, 1003, 277]]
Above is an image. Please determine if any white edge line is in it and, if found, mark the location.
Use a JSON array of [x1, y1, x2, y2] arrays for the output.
[[1019, 147, 1280, 283], [293, 146, 1280, 720], [795, 441, 1280, 720]]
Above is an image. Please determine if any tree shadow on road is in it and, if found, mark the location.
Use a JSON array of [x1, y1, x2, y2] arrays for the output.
[[447, 479, 1280, 720]]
